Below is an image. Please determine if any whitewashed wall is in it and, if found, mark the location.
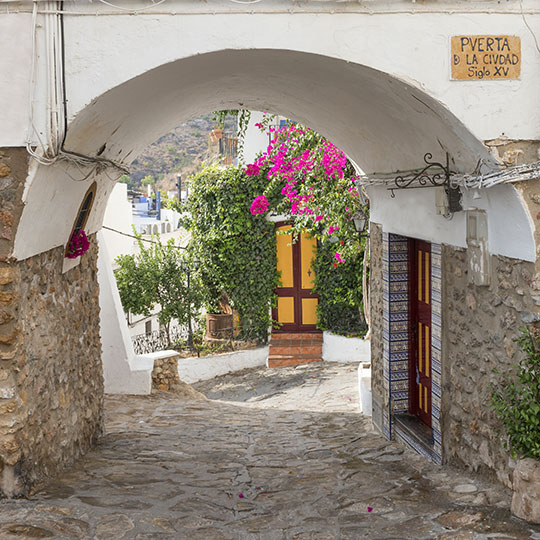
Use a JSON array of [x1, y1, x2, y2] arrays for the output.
[[2, 0, 539, 263], [241, 111, 271, 166], [101, 183, 134, 261], [1, 0, 537, 148], [366, 183, 536, 262]]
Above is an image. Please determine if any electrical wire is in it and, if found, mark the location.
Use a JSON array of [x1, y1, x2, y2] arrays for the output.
[[24, 1, 131, 177], [95, 0, 168, 12], [520, 0, 540, 56], [357, 160, 540, 190], [102, 225, 188, 249]]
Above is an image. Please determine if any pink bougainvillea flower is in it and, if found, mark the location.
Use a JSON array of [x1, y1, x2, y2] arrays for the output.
[[335, 252, 345, 263], [250, 195, 269, 215], [254, 122, 263, 129], [238, 493, 244, 498], [367, 506, 373, 513], [314, 215, 324, 222], [328, 226, 340, 235], [245, 163, 260, 176], [66, 229, 90, 259]]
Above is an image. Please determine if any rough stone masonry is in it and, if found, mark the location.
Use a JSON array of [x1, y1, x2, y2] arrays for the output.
[[0, 148, 103, 497], [369, 177, 540, 490]]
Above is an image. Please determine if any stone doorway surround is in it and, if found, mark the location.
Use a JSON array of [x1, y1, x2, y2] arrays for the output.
[[381, 232, 443, 464]]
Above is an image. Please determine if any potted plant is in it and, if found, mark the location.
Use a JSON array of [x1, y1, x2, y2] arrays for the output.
[[491, 325, 540, 524], [201, 275, 233, 341]]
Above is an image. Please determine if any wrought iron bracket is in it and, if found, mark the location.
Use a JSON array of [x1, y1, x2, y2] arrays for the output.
[[388, 152, 450, 196], [388, 152, 462, 213]]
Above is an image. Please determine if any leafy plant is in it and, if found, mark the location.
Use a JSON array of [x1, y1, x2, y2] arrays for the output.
[[313, 238, 367, 336], [183, 164, 277, 343], [245, 123, 364, 249], [491, 325, 540, 459], [115, 231, 203, 347], [141, 174, 156, 187]]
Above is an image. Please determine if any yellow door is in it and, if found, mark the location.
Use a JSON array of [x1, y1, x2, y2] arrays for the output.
[[273, 224, 319, 331]]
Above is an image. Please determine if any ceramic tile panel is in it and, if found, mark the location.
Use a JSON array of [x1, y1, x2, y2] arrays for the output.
[[385, 234, 410, 421], [430, 243, 443, 464]]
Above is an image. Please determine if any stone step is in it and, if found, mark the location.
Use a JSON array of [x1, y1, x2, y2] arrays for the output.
[[272, 332, 323, 341], [268, 356, 322, 368], [268, 332, 323, 368], [268, 344, 322, 356]]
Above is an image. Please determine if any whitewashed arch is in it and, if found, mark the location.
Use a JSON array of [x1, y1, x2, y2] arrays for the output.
[[13, 49, 534, 261]]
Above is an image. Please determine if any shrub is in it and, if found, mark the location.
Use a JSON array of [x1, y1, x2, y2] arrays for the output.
[[184, 164, 278, 342], [313, 239, 367, 336], [491, 325, 540, 460]]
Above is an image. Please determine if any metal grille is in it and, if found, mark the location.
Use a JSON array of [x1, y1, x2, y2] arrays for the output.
[[131, 321, 200, 355]]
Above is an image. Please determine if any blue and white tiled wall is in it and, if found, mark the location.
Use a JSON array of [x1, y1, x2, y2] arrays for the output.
[[382, 232, 443, 464], [431, 243, 443, 463]]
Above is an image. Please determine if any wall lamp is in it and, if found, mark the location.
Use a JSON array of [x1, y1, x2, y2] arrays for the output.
[[353, 208, 369, 239]]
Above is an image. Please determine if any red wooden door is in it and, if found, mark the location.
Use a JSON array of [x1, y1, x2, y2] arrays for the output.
[[409, 240, 432, 427]]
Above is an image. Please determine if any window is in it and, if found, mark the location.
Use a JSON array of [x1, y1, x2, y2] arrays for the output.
[[65, 182, 97, 257]]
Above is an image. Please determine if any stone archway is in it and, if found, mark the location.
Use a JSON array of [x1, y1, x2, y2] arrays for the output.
[[1, 48, 536, 496]]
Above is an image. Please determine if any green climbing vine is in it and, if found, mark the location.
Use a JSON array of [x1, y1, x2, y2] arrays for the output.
[[183, 164, 278, 343]]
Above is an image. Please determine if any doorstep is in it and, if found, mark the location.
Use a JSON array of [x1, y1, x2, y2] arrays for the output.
[[393, 413, 440, 463], [267, 332, 323, 368]]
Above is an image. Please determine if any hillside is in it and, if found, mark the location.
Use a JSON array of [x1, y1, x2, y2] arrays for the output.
[[127, 113, 236, 193]]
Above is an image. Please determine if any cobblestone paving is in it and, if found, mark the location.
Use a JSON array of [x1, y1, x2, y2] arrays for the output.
[[1, 362, 539, 539]]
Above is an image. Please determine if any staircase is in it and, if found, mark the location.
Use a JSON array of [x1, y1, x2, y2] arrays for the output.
[[267, 332, 323, 368]]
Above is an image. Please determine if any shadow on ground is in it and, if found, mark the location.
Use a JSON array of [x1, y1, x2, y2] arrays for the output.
[[0, 364, 538, 539]]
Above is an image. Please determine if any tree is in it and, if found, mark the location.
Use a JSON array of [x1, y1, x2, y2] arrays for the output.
[[141, 174, 156, 187], [115, 232, 202, 347], [117, 174, 134, 189]]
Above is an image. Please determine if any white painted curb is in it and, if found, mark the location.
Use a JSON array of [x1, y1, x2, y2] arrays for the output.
[[358, 365, 372, 416], [322, 331, 371, 364], [178, 347, 269, 384]]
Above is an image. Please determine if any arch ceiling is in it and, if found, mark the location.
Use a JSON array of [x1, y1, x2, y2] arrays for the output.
[[65, 49, 493, 175]]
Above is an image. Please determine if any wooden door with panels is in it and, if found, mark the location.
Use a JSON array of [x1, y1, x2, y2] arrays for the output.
[[273, 224, 319, 333], [409, 239, 432, 427]]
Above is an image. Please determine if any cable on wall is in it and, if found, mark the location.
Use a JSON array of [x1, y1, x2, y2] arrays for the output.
[[520, 0, 540, 55], [24, 0, 130, 178]]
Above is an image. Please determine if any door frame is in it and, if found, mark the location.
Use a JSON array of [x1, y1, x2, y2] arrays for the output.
[[272, 222, 320, 333]]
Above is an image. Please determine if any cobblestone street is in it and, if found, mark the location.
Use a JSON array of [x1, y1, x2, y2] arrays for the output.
[[0, 363, 539, 539]]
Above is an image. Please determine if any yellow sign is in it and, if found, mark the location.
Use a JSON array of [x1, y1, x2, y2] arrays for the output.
[[451, 35, 521, 80]]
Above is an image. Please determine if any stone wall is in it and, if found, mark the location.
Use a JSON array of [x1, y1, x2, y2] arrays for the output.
[[0, 148, 104, 496], [369, 223, 384, 432], [0, 148, 29, 495], [16, 241, 103, 493], [442, 246, 537, 487], [152, 354, 180, 391]]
